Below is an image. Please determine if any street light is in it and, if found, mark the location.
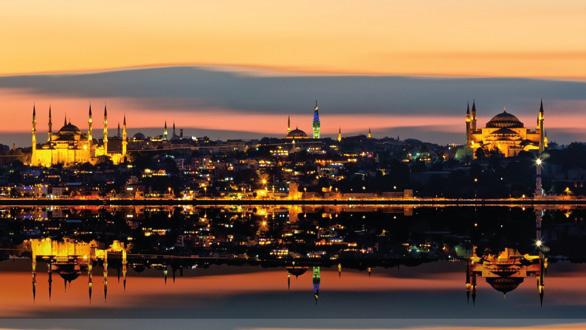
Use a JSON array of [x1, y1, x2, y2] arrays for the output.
[[536, 158, 543, 166]]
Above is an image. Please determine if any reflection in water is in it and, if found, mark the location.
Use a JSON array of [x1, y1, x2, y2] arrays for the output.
[[0, 205, 585, 319]]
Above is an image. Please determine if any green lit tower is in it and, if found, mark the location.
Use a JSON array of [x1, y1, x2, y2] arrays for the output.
[[312, 100, 320, 139]]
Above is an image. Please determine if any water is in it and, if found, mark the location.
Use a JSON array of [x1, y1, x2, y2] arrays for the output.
[[0, 205, 585, 329]]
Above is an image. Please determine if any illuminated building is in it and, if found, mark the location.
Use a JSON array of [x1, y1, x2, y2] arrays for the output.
[[466, 246, 546, 304], [466, 101, 547, 157], [312, 100, 321, 139], [30, 105, 128, 167], [337, 127, 342, 142]]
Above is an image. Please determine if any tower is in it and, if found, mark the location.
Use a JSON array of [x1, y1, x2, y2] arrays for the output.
[[287, 115, 291, 134], [48, 106, 52, 142], [368, 128, 372, 139], [337, 127, 342, 142], [538, 100, 545, 153], [312, 100, 320, 139], [465, 103, 471, 147], [103, 105, 108, 155], [172, 122, 176, 138], [122, 115, 127, 158], [163, 121, 168, 140], [31, 105, 37, 159], [117, 123, 121, 138], [471, 100, 477, 132], [88, 104, 93, 144]]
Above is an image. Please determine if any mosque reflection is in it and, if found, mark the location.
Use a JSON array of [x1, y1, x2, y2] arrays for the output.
[[1, 205, 584, 305]]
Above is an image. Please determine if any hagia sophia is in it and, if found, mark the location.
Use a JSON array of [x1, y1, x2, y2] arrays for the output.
[[465, 100, 547, 157], [30, 105, 128, 167]]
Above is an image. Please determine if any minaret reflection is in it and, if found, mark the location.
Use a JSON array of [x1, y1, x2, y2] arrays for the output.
[[312, 266, 320, 303], [466, 209, 547, 305], [27, 238, 127, 302]]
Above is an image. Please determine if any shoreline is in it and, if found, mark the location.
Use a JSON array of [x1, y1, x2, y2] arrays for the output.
[[0, 198, 584, 206]]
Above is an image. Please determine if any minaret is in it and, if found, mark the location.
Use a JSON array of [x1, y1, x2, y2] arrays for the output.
[[122, 115, 127, 158], [368, 128, 372, 139], [312, 100, 320, 139], [117, 123, 121, 138], [471, 100, 477, 132], [103, 106, 108, 155], [465, 103, 471, 147], [163, 121, 168, 140], [287, 115, 291, 134], [337, 127, 342, 142], [88, 104, 93, 144], [48, 106, 52, 142], [172, 122, 176, 138], [538, 100, 545, 153], [31, 105, 37, 163]]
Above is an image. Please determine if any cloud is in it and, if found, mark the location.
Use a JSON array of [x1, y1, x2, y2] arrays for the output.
[[1, 66, 585, 118]]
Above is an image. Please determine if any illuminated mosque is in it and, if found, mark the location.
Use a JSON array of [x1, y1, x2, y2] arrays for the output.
[[30, 105, 128, 167], [286, 101, 321, 139], [466, 100, 547, 157]]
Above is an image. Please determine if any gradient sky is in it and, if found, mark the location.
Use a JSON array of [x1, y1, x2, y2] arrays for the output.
[[0, 1, 585, 146]]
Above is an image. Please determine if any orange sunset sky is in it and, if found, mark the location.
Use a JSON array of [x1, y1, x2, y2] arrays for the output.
[[0, 0, 585, 145]]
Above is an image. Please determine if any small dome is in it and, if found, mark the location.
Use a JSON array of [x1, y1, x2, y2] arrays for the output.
[[486, 111, 524, 129], [58, 123, 81, 134], [133, 132, 146, 140], [287, 128, 308, 138]]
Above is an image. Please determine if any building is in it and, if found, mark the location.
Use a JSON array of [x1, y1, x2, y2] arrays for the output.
[[466, 101, 546, 157], [312, 100, 321, 139], [30, 105, 128, 167]]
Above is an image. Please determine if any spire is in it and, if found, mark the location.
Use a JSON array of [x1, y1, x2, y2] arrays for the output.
[[368, 128, 372, 139], [312, 100, 321, 139], [103, 105, 108, 155], [88, 104, 93, 144], [466, 102, 470, 115], [287, 115, 291, 134], [64, 113, 67, 126], [31, 105, 37, 158], [337, 127, 342, 142], [163, 121, 168, 140], [172, 122, 176, 138], [48, 106, 53, 142]]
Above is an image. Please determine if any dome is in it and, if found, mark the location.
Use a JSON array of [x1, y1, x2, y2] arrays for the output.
[[486, 277, 524, 294], [58, 123, 81, 134], [287, 128, 308, 139], [133, 132, 146, 140], [486, 111, 524, 129]]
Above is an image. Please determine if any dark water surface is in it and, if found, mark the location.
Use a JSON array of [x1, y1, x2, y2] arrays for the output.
[[0, 205, 585, 329]]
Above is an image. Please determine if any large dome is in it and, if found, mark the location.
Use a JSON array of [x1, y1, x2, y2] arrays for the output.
[[287, 128, 308, 138], [486, 111, 524, 129], [58, 123, 81, 134]]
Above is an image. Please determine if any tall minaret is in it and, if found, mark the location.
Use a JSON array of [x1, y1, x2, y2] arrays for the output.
[[368, 128, 372, 139], [337, 127, 342, 142], [31, 105, 37, 162], [465, 103, 471, 147], [47, 106, 52, 142], [122, 115, 127, 158], [88, 104, 93, 144], [287, 115, 291, 134], [471, 100, 477, 132], [312, 100, 320, 139], [103, 106, 108, 155], [538, 100, 545, 153], [117, 123, 121, 137], [163, 121, 168, 140], [172, 122, 176, 138]]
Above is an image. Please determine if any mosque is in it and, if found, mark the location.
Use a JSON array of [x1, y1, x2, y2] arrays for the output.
[[466, 100, 547, 157], [286, 101, 321, 139], [29, 105, 128, 167]]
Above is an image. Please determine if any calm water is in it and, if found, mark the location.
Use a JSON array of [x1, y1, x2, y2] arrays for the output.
[[0, 205, 585, 329]]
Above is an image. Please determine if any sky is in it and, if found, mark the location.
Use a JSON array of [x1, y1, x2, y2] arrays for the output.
[[0, 0, 585, 146]]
